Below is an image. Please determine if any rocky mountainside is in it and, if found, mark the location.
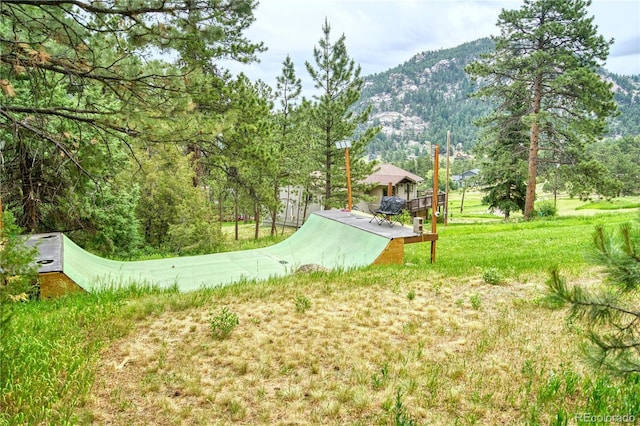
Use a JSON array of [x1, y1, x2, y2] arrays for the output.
[[358, 38, 640, 164]]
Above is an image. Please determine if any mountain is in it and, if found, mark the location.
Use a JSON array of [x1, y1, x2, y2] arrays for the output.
[[358, 38, 640, 164]]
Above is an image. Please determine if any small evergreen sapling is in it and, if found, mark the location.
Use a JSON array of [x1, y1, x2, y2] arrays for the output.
[[547, 217, 640, 375], [0, 211, 39, 303]]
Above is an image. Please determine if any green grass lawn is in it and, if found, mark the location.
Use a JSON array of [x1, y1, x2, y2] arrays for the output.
[[446, 190, 640, 221], [1, 210, 639, 425], [415, 213, 637, 278]]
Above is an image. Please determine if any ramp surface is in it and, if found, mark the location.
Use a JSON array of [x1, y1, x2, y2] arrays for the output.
[[61, 211, 392, 292]]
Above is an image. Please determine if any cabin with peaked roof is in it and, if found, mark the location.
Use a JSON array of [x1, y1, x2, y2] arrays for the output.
[[357, 163, 445, 218], [452, 168, 480, 186], [272, 163, 445, 227], [357, 163, 423, 210]]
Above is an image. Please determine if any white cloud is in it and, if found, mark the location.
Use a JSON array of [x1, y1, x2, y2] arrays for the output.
[[224, 0, 640, 92]]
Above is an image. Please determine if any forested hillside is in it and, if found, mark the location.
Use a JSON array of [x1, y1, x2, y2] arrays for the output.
[[358, 38, 640, 163]]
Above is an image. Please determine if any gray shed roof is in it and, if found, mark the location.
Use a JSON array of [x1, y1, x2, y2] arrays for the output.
[[362, 163, 424, 186]]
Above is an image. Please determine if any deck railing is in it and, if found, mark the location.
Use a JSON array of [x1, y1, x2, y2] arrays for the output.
[[407, 193, 446, 213]]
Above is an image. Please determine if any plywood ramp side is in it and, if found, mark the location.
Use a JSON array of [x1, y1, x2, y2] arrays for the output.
[[39, 272, 85, 299], [372, 238, 405, 265]]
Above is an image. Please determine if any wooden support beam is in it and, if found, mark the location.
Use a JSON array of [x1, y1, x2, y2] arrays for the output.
[[431, 145, 439, 263]]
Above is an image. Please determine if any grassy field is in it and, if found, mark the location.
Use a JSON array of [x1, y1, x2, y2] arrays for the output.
[[446, 189, 640, 221], [1, 208, 639, 425]]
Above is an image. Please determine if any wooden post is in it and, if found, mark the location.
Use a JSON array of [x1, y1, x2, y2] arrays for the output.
[[460, 179, 466, 213], [387, 181, 393, 196], [345, 147, 352, 211], [445, 130, 450, 226], [431, 145, 439, 263]]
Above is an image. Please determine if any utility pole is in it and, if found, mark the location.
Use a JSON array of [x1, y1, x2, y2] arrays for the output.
[[431, 145, 439, 263], [445, 131, 450, 226]]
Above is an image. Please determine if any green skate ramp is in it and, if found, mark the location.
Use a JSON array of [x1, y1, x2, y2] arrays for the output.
[[62, 211, 391, 293]]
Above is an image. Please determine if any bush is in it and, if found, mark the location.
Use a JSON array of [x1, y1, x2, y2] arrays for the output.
[[482, 267, 505, 285], [294, 295, 311, 313], [407, 289, 416, 301], [0, 211, 39, 303], [210, 307, 239, 339], [536, 200, 558, 217]]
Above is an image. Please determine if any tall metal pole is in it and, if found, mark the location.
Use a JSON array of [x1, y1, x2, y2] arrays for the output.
[[445, 131, 450, 226], [431, 145, 439, 263], [336, 140, 353, 211]]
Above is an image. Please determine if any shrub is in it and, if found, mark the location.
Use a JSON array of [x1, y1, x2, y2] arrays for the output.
[[0, 211, 39, 303], [536, 200, 558, 217], [210, 307, 239, 339], [482, 267, 504, 285], [407, 289, 416, 301], [470, 293, 482, 310], [294, 295, 311, 313]]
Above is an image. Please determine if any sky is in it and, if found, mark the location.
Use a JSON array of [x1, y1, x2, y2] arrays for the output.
[[223, 0, 640, 95]]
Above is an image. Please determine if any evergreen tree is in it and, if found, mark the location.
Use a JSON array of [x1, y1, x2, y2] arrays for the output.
[[272, 55, 307, 232], [305, 18, 378, 209], [593, 135, 640, 196], [199, 75, 276, 240], [547, 216, 640, 375], [134, 144, 223, 255], [474, 84, 530, 219], [0, 1, 263, 236], [466, 0, 617, 220]]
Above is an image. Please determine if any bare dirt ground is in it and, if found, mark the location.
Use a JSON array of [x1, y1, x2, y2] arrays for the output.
[[82, 269, 594, 425]]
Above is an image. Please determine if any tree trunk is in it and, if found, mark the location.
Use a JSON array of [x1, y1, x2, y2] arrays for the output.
[[234, 189, 239, 241], [525, 122, 540, 220], [271, 183, 278, 236], [524, 73, 543, 220], [254, 202, 260, 240], [324, 133, 332, 209], [18, 140, 39, 232], [302, 186, 310, 226]]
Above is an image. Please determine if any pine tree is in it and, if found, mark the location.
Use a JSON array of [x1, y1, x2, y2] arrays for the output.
[[474, 85, 530, 219], [547, 216, 640, 375], [305, 18, 378, 209], [272, 56, 306, 232], [1, 1, 263, 234], [466, 0, 617, 220]]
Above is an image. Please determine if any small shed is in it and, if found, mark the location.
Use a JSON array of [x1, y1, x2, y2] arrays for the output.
[[357, 163, 424, 211]]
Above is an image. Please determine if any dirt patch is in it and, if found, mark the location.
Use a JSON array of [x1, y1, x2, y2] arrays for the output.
[[83, 270, 590, 425]]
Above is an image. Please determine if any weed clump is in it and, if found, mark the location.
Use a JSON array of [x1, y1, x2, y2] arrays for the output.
[[294, 295, 311, 313], [210, 307, 239, 339], [482, 267, 505, 285]]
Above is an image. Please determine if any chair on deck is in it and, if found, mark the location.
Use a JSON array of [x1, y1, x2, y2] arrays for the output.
[[369, 196, 406, 227]]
